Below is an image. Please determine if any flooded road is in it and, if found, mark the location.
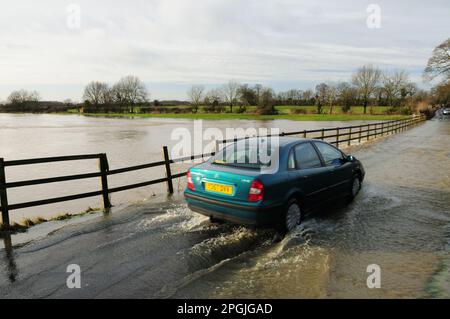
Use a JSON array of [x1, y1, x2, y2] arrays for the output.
[[0, 114, 383, 223], [0, 118, 449, 298]]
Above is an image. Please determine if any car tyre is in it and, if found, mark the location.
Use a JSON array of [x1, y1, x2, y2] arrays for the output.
[[348, 174, 362, 202], [279, 199, 302, 234]]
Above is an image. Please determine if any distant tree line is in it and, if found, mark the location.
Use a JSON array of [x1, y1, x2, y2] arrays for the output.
[[187, 82, 277, 115], [1, 39, 448, 116], [81, 75, 149, 113], [185, 39, 449, 115], [0, 89, 75, 113]]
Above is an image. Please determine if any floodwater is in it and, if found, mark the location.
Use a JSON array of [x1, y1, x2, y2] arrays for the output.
[[0, 116, 448, 298], [0, 113, 379, 223]]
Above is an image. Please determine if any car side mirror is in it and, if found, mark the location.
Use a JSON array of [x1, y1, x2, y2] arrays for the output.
[[346, 155, 356, 162]]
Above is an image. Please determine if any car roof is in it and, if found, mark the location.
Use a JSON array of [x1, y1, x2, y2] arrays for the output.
[[243, 136, 320, 148]]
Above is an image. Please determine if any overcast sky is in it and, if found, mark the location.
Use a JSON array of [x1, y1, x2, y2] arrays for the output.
[[0, 0, 448, 101]]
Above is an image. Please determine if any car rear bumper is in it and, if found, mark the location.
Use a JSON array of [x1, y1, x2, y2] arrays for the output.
[[184, 192, 282, 226]]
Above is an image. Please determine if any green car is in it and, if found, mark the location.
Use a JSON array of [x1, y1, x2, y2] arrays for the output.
[[184, 137, 365, 233]]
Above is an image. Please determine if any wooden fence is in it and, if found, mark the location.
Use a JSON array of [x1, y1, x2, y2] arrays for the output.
[[0, 115, 426, 228]]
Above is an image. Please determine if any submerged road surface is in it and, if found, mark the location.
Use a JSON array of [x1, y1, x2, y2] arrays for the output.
[[1, 119, 449, 298]]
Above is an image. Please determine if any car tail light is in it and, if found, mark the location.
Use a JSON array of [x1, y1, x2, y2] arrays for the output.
[[248, 179, 264, 202], [187, 170, 195, 191]]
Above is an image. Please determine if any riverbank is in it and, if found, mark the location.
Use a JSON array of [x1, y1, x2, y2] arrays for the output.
[[77, 112, 409, 121]]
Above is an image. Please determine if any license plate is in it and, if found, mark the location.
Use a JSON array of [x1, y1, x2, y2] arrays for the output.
[[204, 182, 233, 195]]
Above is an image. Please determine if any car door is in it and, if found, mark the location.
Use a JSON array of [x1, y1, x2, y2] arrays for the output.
[[287, 142, 329, 209], [313, 141, 353, 198]]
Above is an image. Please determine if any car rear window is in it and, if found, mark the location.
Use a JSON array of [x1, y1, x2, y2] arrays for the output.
[[212, 141, 275, 169]]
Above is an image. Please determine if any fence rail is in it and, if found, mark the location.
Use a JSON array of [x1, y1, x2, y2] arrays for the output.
[[0, 115, 426, 228]]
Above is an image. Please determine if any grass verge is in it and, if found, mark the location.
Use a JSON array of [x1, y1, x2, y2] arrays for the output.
[[0, 207, 99, 234]]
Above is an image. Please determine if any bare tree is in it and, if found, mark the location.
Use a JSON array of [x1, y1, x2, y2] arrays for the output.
[[326, 84, 338, 114], [431, 81, 450, 107], [257, 87, 277, 115], [315, 83, 329, 114], [7, 89, 40, 104], [336, 82, 357, 113], [204, 89, 223, 113], [112, 76, 148, 105], [401, 82, 418, 98], [238, 84, 259, 112], [352, 65, 381, 114], [302, 89, 314, 105], [424, 38, 450, 81], [83, 81, 110, 106], [382, 70, 409, 107], [221, 80, 240, 112], [254, 84, 263, 105], [187, 85, 204, 113]]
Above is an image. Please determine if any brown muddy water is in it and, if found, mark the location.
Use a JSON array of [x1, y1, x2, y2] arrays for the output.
[[0, 115, 448, 299], [0, 113, 379, 223], [154, 119, 450, 298]]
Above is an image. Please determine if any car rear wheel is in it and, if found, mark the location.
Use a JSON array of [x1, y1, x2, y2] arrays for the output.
[[281, 199, 302, 233]]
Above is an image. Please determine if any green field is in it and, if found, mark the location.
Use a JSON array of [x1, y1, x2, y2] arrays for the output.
[[70, 105, 408, 121]]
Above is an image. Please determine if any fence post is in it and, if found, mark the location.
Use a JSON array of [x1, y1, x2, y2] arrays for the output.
[[0, 158, 10, 228], [336, 128, 340, 147], [303, 130, 307, 138], [367, 124, 370, 141], [99, 153, 111, 210], [321, 128, 325, 140], [348, 127, 351, 146], [358, 126, 362, 143], [162, 146, 174, 195]]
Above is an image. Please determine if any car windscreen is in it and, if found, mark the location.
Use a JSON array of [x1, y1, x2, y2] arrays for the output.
[[212, 140, 276, 169]]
